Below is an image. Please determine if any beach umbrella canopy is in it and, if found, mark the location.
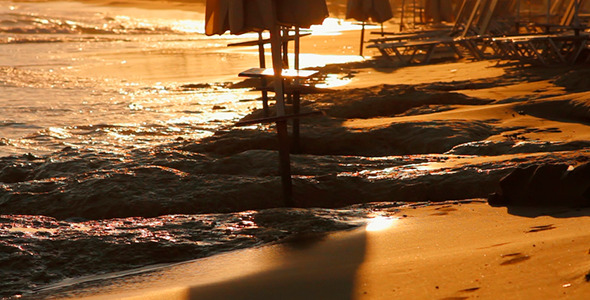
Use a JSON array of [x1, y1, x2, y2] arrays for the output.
[[346, 0, 393, 56], [205, 0, 273, 35], [276, 0, 329, 28], [346, 0, 394, 23], [205, 0, 328, 36]]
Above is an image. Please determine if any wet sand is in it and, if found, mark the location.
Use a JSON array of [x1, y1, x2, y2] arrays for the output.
[[40, 201, 590, 300]]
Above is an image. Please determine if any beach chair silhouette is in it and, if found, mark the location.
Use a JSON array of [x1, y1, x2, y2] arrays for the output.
[[367, 0, 515, 64]]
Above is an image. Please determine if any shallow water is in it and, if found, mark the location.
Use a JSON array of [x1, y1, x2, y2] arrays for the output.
[[1, 0, 242, 156], [0, 0, 362, 157]]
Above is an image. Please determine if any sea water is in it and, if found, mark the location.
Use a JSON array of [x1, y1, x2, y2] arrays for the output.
[[0, 0, 365, 158], [1, 0, 262, 157]]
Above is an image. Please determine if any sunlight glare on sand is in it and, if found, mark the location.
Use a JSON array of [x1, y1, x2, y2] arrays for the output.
[[296, 53, 364, 69], [314, 73, 353, 88], [365, 216, 397, 232]]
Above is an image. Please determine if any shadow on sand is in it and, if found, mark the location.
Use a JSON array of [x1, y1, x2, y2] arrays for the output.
[[502, 205, 590, 218], [187, 229, 367, 300]]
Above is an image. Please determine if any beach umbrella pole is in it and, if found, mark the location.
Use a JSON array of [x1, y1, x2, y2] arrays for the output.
[[269, 25, 294, 206], [282, 27, 290, 68], [293, 27, 301, 153], [258, 32, 269, 116], [360, 21, 365, 56]]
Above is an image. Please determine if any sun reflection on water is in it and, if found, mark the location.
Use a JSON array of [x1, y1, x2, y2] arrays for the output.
[[310, 18, 378, 35]]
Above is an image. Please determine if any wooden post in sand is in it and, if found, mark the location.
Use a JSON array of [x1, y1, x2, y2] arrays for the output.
[[269, 25, 294, 207], [360, 21, 366, 56], [292, 26, 302, 153], [257, 32, 270, 117]]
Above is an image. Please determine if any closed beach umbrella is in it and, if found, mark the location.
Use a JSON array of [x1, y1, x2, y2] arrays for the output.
[[205, 0, 328, 112], [276, 0, 329, 28], [205, 0, 328, 205], [205, 0, 276, 36], [346, 0, 394, 23], [346, 0, 394, 55], [206, 0, 328, 35]]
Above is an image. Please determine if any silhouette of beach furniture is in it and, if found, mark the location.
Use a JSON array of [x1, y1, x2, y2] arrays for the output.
[[206, 0, 329, 206], [409, 0, 588, 63], [368, 36, 464, 63], [366, 0, 468, 45], [235, 67, 322, 153], [395, 0, 430, 30], [229, 25, 324, 154], [491, 32, 589, 64], [228, 31, 312, 117], [457, 0, 535, 59], [532, 0, 586, 33], [366, 0, 504, 63], [491, 0, 589, 64]]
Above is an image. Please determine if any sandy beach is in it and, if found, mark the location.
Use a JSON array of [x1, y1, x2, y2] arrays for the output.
[[2, 1, 590, 299], [37, 201, 590, 300], [30, 27, 590, 300]]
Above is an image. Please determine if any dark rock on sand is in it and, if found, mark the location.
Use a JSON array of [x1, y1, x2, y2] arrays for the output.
[[488, 162, 590, 207]]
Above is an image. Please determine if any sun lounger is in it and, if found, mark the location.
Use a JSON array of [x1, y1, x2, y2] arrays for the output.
[[367, 0, 516, 63], [491, 32, 589, 64], [367, 36, 463, 64], [531, 0, 586, 33]]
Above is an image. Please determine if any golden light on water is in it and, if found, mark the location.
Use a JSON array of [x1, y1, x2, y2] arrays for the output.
[[365, 216, 397, 232], [179, 17, 368, 35], [310, 18, 376, 35], [167, 16, 362, 36], [172, 20, 205, 34]]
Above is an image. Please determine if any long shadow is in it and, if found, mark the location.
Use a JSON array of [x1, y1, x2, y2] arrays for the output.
[[187, 229, 367, 300]]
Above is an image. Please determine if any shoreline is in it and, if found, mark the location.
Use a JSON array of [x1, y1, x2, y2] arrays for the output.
[[37, 201, 590, 299]]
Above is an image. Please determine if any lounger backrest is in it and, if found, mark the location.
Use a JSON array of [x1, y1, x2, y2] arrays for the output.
[[559, 0, 585, 26]]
